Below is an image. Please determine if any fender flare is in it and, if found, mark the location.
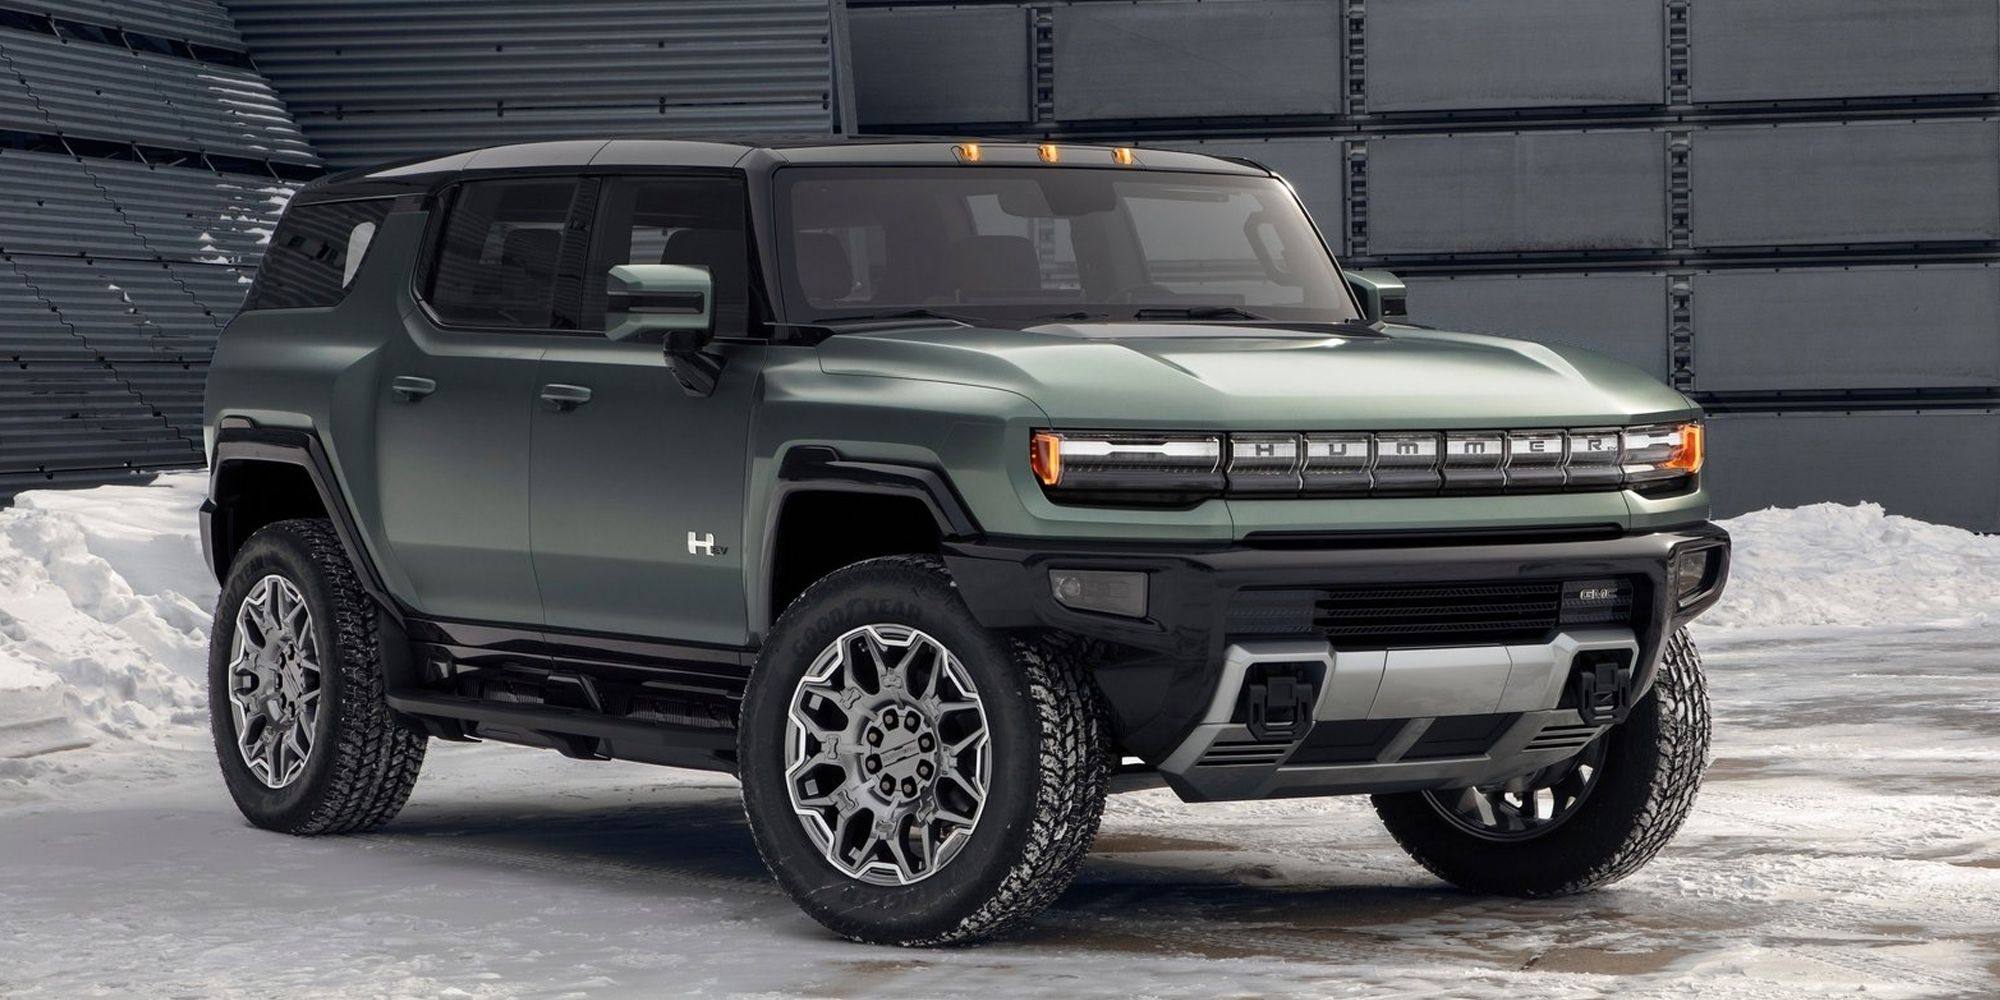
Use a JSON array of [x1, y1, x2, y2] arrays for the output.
[[751, 445, 981, 633], [204, 422, 405, 623]]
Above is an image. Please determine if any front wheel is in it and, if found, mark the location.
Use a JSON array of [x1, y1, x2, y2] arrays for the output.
[[1372, 629, 1711, 896], [737, 556, 1110, 946]]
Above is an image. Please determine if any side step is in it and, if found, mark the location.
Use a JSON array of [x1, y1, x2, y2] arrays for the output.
[[387, 690, 738, 773]]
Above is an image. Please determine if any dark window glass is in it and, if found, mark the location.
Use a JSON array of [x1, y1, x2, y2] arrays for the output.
[[777, 167, 1358, 329], [427, 178, 582, 330], [244, 198, 393, 311], [583, 176, 751, 335]]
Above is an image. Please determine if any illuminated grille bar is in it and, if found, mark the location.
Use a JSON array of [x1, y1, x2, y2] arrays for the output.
[[1231, 427, 1666, 496], [1034, 423, 1701, 503]]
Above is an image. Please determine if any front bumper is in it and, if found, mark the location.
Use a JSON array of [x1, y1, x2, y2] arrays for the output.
[[942, 523, 1729, 801]]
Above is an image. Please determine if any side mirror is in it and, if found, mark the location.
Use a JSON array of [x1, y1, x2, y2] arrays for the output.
[[606, 263, 712, 342], [1345, 270, 1408, 326], [607, 263, 723, 397]]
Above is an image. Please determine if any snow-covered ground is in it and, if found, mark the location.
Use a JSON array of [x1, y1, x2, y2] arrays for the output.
[[1, 475, 1995, 999]]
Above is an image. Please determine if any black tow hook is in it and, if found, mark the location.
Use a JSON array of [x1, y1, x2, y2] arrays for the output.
[[1246, 671, 1316, 742], [1572, 653, 1635, 726]]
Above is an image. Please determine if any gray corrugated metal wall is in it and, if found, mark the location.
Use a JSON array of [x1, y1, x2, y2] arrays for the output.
[[849, 0, 2000, 530], [223, 0, 847, 169], [0, 1, 315, 490]]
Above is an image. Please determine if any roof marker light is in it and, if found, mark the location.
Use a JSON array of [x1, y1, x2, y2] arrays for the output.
[[1112, 147, 1138, 166], [1038, 143, 1060, 163], [953, 142, 982, 163]]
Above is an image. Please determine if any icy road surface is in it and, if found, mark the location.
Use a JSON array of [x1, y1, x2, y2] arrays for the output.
[[0, 476, 1996, 999]]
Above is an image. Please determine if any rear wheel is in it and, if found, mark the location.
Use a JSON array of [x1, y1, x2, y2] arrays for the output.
[[738, 555, 1110, 945], [1372, 629, 1710, 896], [209, 518, 427, 835]]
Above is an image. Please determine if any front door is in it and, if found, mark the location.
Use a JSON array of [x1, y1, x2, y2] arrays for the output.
[[374, 175, 586, 627], [530, 175, 759, 646]]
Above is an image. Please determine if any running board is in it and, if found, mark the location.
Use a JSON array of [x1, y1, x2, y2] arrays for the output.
[[387, 690, 738, 773]]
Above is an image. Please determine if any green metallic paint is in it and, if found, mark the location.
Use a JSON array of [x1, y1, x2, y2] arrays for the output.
[[207, 180, 1710, 646]]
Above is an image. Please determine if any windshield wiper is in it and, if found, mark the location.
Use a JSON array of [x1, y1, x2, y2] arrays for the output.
[[1131, 305, 1269, 321], [807, 308, 982, 329]]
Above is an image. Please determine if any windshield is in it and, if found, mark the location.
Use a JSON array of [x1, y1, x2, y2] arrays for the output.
[[775, 166, 1361, 328]]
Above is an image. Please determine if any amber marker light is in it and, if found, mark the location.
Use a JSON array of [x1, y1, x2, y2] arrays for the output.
[[1030, 431, 1064, 486], [1111, 146, 1138, 166], [1038, 143, 1060, 163], [1666, 422, 1705, 473], [952, 142, 982, 163]]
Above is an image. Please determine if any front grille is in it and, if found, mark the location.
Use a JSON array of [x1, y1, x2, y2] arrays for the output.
[[1229, 578, 1636, 649]]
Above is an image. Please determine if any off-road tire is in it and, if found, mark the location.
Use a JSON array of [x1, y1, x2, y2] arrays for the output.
[[737, 555, 1111, 946], [209, 518, 427, 834], [1372, 628, 1710, 896]]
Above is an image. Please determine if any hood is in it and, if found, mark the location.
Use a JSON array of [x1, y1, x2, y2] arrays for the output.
[[815, 322, 1696, 429]]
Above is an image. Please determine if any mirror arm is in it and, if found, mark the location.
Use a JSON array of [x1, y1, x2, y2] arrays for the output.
[[664, 329, 723, 397]]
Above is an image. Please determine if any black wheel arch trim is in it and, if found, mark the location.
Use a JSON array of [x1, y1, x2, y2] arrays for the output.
[[753, 445, 982, 635], [204, 421, 406, 625]]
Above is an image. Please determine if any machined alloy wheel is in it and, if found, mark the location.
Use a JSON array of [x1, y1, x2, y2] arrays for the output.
[[785, 624, 992, 886], [1420, 734, 1608, 843], [210, 517, 427, 835], [227, 573, 322, 789]]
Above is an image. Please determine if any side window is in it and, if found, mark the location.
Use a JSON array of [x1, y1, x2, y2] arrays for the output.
[[244, 198, 393, 310], [427, 178, 583, 329], [585, 175, 751, 334]]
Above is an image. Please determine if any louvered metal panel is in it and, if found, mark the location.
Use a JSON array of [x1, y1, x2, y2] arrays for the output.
[[0, 31, 176, 146], [0, 362, 197, 485], [0, 30, 316, 162], [0, 258, 91, 364], [85, 159, 294, 265], [168, 260, 255, 323], [34, 0, 246, 49], [9, 256, 209, 363], [132, 53, 316, 163], [0, 5, 310, 489], [225, 0, 841, 168], [0, 150, 144, 259]]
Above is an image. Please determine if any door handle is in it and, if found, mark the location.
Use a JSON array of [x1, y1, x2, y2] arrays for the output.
[[390, 375, 436, 402], [539, 383, 593, 412]]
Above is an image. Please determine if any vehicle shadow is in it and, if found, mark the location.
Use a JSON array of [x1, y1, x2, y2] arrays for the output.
[[372, 788, 1613, 964]]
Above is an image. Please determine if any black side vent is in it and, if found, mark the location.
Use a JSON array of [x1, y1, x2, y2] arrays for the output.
[[1526, 723, 1606, 753], [1197, 735, 1291, 768]]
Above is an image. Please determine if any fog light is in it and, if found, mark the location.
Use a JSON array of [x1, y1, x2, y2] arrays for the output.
[[1670, 547, 1713, 605], [1049, 569, 1148, 618]]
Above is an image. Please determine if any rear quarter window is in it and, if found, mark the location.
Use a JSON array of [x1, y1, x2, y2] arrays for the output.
[[244, 198, 394, 310]]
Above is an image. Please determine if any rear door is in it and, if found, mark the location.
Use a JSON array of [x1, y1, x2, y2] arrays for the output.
[[374, 176, 586, 626], [529, 174, 761, 646]]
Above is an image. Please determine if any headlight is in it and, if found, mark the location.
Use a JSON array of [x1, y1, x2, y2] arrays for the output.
[[1030, 431, 1223, 502], [1621, 422, 1704, 492], [1031, 421, 1703, 504]]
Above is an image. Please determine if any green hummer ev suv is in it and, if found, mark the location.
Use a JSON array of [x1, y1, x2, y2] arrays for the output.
[[201, 136, 1729, 946]]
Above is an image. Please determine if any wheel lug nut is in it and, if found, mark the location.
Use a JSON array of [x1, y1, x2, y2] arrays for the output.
[[882, 714, 898, 731], [865, 755, 881, 773], [878, 776, 895, 795], [905, 711, 922, 730], [866, 729, 883, 747], [918, 734, 935, 752], [916, 761, 933, 779], [900, 778, 917, 796]]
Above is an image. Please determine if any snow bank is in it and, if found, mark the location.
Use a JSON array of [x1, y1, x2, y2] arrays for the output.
[[1704, 501, 2000, 629], [0, 473, 211, 760]]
